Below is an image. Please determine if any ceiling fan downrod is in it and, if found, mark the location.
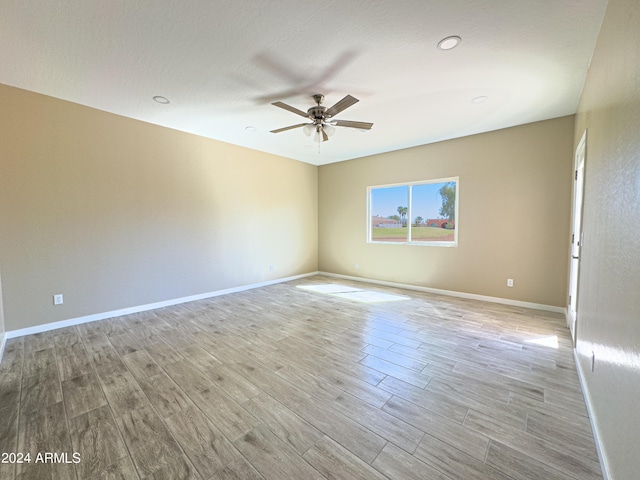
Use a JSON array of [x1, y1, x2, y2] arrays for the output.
[[307, 94, 327, 124]]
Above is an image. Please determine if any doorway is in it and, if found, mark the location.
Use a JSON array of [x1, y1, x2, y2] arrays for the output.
[[568, 130, 587, 344]]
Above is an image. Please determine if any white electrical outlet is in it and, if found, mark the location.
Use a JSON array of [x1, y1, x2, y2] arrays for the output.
[[355, 263, 360, 270], [53, 294, 64, 305], [507, 279, 514, 287], [268, 265, 274, 271]]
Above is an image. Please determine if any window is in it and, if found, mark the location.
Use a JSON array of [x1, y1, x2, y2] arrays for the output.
[[368, 177, 458, 246]]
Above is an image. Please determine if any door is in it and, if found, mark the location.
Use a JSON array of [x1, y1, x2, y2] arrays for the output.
[[568, 131, 586, 344]]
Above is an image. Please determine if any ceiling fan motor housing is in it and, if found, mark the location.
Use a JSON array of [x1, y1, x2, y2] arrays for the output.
[[307, 105, 327, 123]]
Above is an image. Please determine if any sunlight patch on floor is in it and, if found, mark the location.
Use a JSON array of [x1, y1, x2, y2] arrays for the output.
[[297, 284, 410, 303], [526, 335, 559, 349], [297, 284, 363, 294], [332, 290, 411, 303]]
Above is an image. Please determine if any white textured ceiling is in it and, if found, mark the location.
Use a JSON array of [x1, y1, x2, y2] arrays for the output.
[[0, 1, 608, 165]]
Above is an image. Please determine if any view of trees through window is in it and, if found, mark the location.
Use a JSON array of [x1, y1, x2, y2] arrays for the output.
[[369, 178, 458, 245]]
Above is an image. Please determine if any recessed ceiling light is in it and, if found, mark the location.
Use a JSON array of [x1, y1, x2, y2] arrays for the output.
[[437, 36, 461, 50], [153, 96, 170, 104], [471, 96, 488, 104], [245, 126, 257, 132]]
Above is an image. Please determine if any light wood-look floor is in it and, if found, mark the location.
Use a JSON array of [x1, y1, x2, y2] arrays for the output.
[[0, 276, 602, 479]]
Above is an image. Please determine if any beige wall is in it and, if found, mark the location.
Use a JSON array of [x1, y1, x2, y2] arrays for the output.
[[318, 116, 575, 307], [0, 267, 5, 347], [572, 0, 640, 478], [0, 84, 318, 331]]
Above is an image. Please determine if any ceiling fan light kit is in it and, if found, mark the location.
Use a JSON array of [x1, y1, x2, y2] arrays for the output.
[[270, 94, 373, 143]]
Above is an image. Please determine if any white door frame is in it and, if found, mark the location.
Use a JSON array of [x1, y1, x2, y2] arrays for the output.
[[568, 130, 587, 344]]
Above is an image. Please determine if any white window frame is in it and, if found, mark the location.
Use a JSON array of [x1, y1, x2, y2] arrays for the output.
[[367, 177, 459, 247]]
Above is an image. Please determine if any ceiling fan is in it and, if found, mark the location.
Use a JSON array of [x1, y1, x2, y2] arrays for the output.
[[270, 94, 373, 143]]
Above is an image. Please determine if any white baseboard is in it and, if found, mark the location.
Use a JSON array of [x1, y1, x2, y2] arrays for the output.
[[573, 349, 611, 480], [6, 271, 319, 339], [317, 271, 566, 314], [5, 269, 565, 339]]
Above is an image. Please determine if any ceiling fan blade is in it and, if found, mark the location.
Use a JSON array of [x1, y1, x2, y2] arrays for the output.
[[324, 95, 359, 117], [271, 101, 308, 117], [270, 123, 309, 133], [333, 120, 373, 130], [322, 128, 329, 142]]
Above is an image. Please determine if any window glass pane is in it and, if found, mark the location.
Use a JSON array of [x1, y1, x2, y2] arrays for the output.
[[410, 182, 456, 243], [370, 186, 408, 242]]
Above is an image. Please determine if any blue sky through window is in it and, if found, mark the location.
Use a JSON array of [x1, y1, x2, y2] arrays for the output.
[[370, 186, 407, 218], [371, 183, 447, 220], [412, 183, 446, 220]]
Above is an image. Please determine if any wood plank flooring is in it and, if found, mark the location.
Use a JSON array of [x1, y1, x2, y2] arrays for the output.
[[0, 276, 603, 479]]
